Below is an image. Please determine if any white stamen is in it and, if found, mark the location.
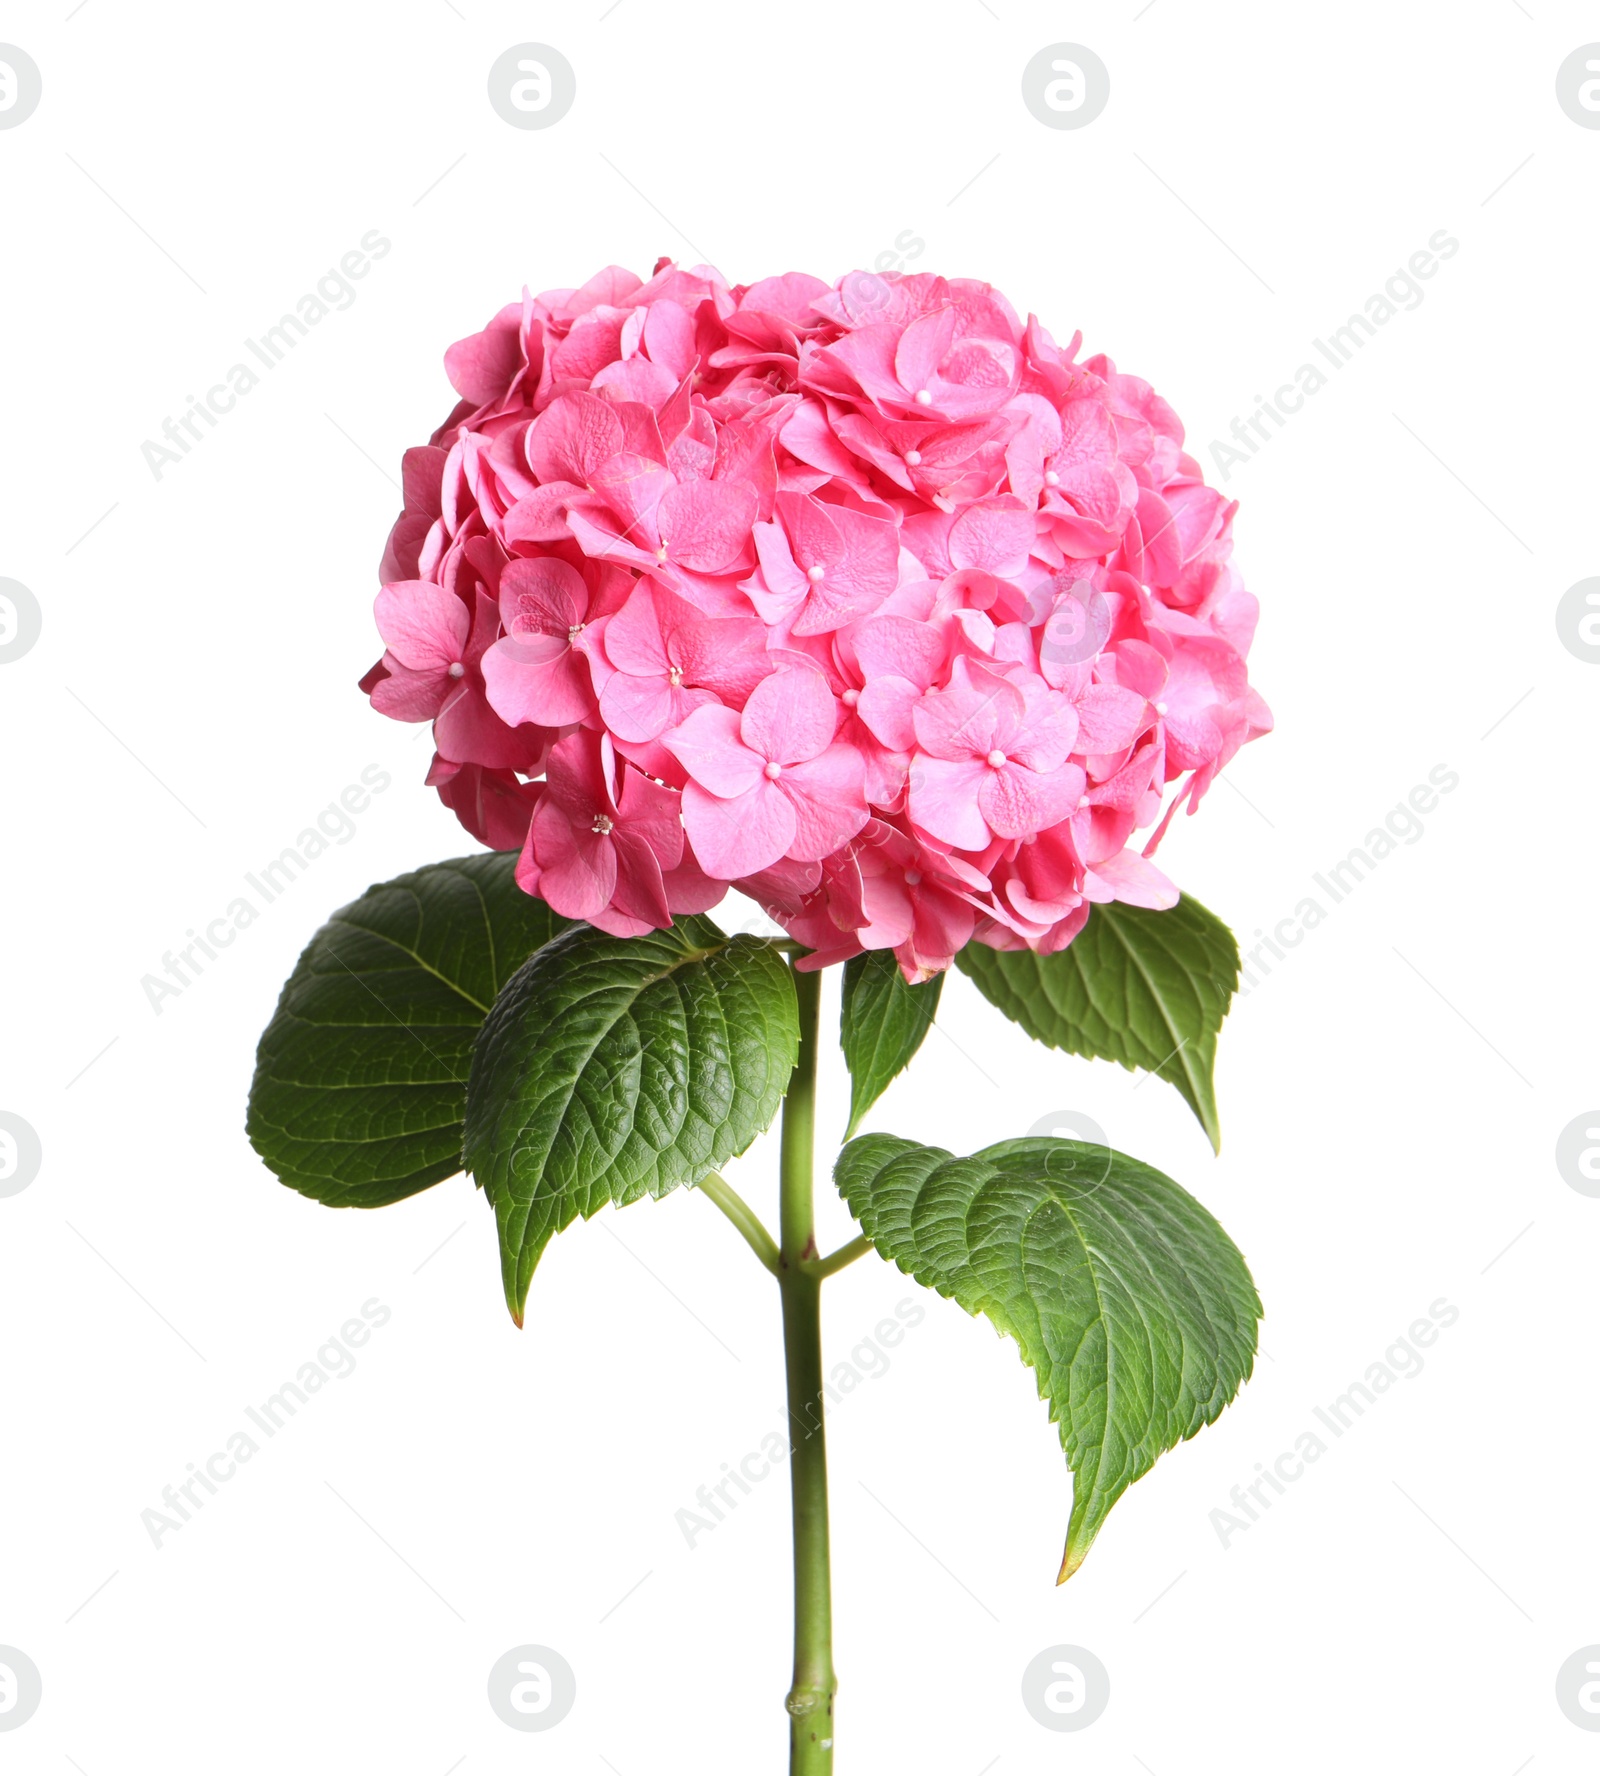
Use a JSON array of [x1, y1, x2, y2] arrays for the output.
[[986, 749, 1007, 768], [1044, 470, 1060, 487], [568, 624, 585, 643], [764, 760, 783, 780], [842, 688, 860, 707], [807, 564, 825, 582], [904, 449, 922, 466], [1155, 700, 1168, 715], [904, 868, 922, 886], [446, 661, 466, 678], [913, 388, 933, 406], [591, 814, 614, 835]]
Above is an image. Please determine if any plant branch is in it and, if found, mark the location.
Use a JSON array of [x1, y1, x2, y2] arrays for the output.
[[779, 967, 821, 1265], [807, 1233, 874, 1280], [778, 965, 836, 1773], [696, 1170, 781, 1274]]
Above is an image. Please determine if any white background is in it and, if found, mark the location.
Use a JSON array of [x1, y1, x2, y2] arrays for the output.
[[2, 3, 1596, 1771]]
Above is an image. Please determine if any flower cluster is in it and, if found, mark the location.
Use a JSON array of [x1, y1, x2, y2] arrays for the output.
[[361, 261, 1271, 980]]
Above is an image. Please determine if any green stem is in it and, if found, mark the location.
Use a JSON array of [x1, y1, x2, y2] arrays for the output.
[[807, 1233, 874, 1280], [778, 967, 835, 1774], [697, 1170, 780, 1274]]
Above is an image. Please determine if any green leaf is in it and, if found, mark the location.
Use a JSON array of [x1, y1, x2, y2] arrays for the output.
[[839, 952, 943, 1139], [463, 916, 798, 1325], [835, 1131, 1259, 1582], [247, 854, 566, 1208], [956, 895, 1240, 1151]]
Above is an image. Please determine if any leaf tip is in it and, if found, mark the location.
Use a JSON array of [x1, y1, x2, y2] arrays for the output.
[[1056, 1540, 1087, 1586]]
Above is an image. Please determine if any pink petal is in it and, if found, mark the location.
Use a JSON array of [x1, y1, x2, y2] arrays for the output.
[[856, 677, 924, 752], [682, 779, 796, 879], [607, 829, 674, 929], [1009, 682, 1080, 772], [563, 502, 661, 572], [671, 614, 772, 702], [907, 756, 992, 849], [601, 672, 711, 744], [530, 797, 617, 920], [371, 656, 448, 722], [1074, 683, 1149, 754], [591, 355, 678, 407], [504, 484, 584, 547], [499, 555, 588, 634], [481, 636, 595, 728], [778, 744, 869, 860], [851, 613, 948, 689], [980, 761, 1086, 840], [894, 306, 959, 396], [642, 299, 697, 380], [949, 497, 1034, 578], [526, 392, 625, 487], [601, 582, 671, 675], [662, 703, 766, 798], [431, 760, 539, 852], [1087, 847, 1179, 909], [780, 399, 862, 480], [739, 667, 838, 766], [616, 767, 686, 869], [659, 478, 759, 573], [444, 306, 524, 406], [549, 306, 630, 382], [587, 451, 673, 534], [434, 676, 548, 771], [911, 659, 1022, 761], [374, 582, 471, 672]]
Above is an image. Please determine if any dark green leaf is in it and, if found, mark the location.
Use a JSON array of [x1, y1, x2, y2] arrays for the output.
[[464, 917, 798, 1324], [836, 1131, 1259, 1581], [957, 895, 1240, 1150], [247, 853, 566, 1208], [839, 952, 943, 1139]]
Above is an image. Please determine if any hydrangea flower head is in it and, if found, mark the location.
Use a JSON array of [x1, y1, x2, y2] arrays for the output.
[[361, 261, 1272, 980]]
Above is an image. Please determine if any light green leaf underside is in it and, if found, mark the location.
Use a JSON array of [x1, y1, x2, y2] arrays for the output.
[[957, 895, 1240, 1151], [835, 1131, 1259, 1580]]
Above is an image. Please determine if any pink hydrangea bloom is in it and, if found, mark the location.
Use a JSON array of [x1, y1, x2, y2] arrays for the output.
[[361, 261, 1271, 981]]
